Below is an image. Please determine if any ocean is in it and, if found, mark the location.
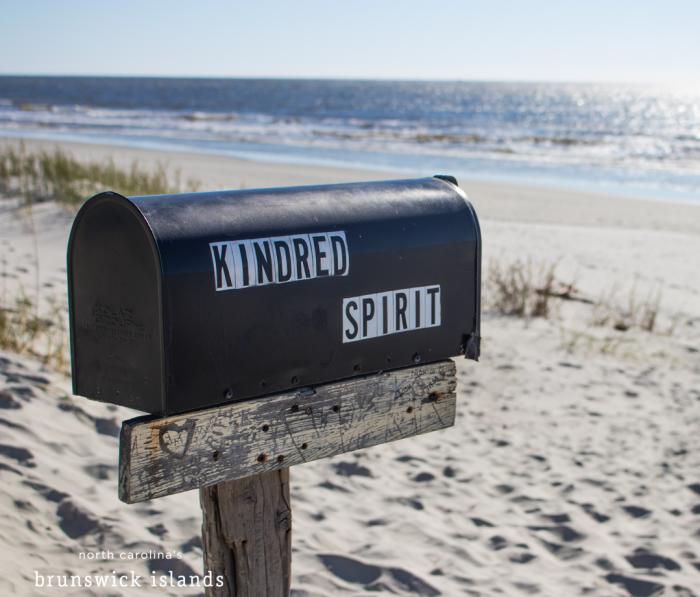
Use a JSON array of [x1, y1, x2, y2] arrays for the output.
[[1, 76, 699, 202]]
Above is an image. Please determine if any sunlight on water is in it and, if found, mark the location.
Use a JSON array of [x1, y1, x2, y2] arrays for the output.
[[0, 78, 699, 201]]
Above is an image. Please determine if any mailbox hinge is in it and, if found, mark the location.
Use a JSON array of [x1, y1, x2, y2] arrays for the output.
[[465, 333, 480, 361]]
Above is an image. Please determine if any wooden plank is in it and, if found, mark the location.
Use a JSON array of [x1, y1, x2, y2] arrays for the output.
[[119, 360, 456, 503], [200, 469, 291, 597]]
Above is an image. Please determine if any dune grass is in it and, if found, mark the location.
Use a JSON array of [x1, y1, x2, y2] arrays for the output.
[[590, 283, 664, 333], [0, 286, 69, 372], [0, 143, 200, 207], [0, 144, 202, 372], [486, 257, 564, 319], [486, 257, 668, 334]]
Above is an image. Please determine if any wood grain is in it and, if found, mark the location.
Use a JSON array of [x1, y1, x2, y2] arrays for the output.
[[200, 468, 291, 597], [119, 360, 456, 503]]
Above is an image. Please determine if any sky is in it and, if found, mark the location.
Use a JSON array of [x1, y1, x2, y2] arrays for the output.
[[1, 0, 699, 85]]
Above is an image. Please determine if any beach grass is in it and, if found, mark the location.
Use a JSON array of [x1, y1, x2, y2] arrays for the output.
[[590, 284, 664, 333], [0, 286, 68, 372], [487, 257, 670, 336], [0, 143, 200, 207], [486, 257, 564, 319]]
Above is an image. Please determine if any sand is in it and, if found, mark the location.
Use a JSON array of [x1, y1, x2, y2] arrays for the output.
[[1, 137, 699, 596]]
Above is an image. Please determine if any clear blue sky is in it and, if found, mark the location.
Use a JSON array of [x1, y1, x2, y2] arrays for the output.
[[1, 0, 699, 85]]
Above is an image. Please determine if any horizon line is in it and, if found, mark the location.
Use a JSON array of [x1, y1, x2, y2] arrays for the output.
[[0, 72, 686, 88]]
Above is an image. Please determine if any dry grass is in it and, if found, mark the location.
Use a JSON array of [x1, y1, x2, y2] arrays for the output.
[[590, 283, 664, 333], [558, 326, 630, 357], [0, 143, 200, 207], [485, 257, 570, 319], [487, 257, 669, 328], [487, 256, 674, 357], [0, 286, 69, 373], [0, 144, 202, 373]]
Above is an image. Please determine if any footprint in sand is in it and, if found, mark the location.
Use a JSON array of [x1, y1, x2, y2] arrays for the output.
[[149, 556, 197, 577], [509, 551, 537, 564], [333, 461, 372, 478], [56, 499, 103, 539], [7, 385, 35, 402], [94, 417, 120, 437], [604, 573, 664, 597], [180, 536, 202, 553], [413, 471, 435, 483], [84, 463, 116, 480], [442, 465, 457, 478], [625, 548, 681, 571], [318, 554, 440, 596], [470, 517, 494, 528], [579, 503, 611, 523], [23, 480, 69, 503], [489, 535, 509, 551], [623, 505, 652, 519], [0, 444, 35, 468], [147, 523, 168, 539], [0, 391, 22, 409]]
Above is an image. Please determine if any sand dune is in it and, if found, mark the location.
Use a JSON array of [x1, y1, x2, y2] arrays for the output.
[[1, 139, 699, 596]]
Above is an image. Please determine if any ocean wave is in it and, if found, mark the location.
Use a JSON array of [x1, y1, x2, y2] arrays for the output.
[[179, 111, 239, 123], [1, 77, 700, 199]]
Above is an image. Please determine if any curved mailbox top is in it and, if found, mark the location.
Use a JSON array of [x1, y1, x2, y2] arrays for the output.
[[68, 176, 481, 415]]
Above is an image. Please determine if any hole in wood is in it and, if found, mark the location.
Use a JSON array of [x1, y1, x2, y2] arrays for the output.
[[301, 443, 308, 450], [257, 453, 268, 463], [261, 424, 270, 432], [277, 455, 285, 463], [291, 376, 299, 384], [332, 404, 340, 413], [406, 406, 414, 414], [291, 404, 299, 413], [212, 450, 220, 461], [305, 406, 313, 415]]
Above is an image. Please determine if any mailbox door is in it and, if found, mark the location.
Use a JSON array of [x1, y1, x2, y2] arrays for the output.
[[68, 194, 165, 413]]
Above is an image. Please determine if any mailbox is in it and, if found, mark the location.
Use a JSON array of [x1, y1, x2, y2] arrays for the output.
[[68, 176, 481, 415]]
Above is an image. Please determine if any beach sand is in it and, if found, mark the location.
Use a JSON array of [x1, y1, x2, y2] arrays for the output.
[[1, 137, 699, 596]]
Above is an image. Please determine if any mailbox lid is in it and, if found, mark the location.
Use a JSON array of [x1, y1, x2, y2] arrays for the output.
[[68, 192, 165, 413], [135, 176, 479, 415]]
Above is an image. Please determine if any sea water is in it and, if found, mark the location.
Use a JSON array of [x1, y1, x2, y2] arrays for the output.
[[1, 77, 699, 202]]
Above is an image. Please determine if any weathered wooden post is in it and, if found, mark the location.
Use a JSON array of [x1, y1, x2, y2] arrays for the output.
[[199, 470, 291, 596], [67, 177, 481, 596]]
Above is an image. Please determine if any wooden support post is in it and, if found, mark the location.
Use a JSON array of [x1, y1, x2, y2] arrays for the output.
[[200, 468, 291, 597], [118, 360, 457, 596]]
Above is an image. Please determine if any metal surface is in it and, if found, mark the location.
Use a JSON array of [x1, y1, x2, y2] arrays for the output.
[[68, 176, 481, 415]]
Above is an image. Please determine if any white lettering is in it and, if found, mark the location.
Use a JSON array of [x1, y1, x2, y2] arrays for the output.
[[342, 285, 441, 343], [210, 230, 349, 291]]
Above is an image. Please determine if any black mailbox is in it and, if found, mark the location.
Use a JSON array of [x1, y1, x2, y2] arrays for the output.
[[68, 176, 481, 415]]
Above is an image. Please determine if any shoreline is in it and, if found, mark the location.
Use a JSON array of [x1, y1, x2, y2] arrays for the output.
[[4, 130, 699, 208], [2, 135, 700, 235]]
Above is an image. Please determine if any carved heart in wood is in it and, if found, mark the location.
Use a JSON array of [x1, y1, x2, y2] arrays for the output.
[[158, 420, 195, 459]]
